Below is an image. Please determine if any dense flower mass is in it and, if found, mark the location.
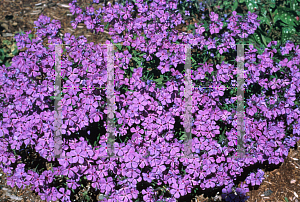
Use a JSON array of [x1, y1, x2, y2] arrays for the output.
[[0, 0, 300, 201]]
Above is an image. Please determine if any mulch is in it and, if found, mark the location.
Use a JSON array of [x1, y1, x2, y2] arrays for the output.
[[0, 0, 300, 201], [0, 0, 111, 48]]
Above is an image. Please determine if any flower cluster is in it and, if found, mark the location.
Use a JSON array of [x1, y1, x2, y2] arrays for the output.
[[0, 0, 300, 201], [245, 169, 265, 187]]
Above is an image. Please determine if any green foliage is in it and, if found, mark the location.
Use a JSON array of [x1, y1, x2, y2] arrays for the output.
[[186, 0, 299, 52], [82, 190, 91, 201], [245, 0, 259, 12], [218, 126, 228, 144], [0, 38, 19, 67], [153, 74, 164, 88], [245, 0, 299, 47], [104, 22, 110, 30], [179, 130, 188, 141], [131, 49, 145, 67]]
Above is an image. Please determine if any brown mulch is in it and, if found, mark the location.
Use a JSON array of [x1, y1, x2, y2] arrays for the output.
[[244, 144, 300, 202], [0, 0, 112, 48], [1, 0, 300, 202]]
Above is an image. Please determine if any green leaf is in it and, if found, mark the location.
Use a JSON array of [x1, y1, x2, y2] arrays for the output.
[[238, 0, 245, 3], [273, 9, 279, 24], [280, 12, 296, 26], [115, 44, 122, 51], [281, 26, 296, 44], [179, 132, 188, 141], [191, 56, 196, 64], [253, 33, 263, 46], [261, 35, 268, 46], [268, 0, 276, 8], [104, 22, 109, 30], [232, 0, 238, 11], [246, 1, 258, 13], [28, 34, 34, 40], [290, 0, 297, 11], [2, 40, 11, 46], [222, 1, 230, 7], [186, 24, 194, 31], [154, 75, 163, 85], [222, 21, 228, 28], [0, 49, 5, 61], [130, 66, 135, 72], [257, 16, 271, 26], [5, 61, 11, 67], [132, 57, 142, 67], [275, 7, 297, 26], [284, 197, 289, 202], [260, 7, 267, 16], [264, 35, 272, 45]]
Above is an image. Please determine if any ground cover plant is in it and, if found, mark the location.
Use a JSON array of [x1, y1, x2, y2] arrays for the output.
[[180, 0, 300, 50], [0, 0, 300, 201], [0, 38, 19, 68]]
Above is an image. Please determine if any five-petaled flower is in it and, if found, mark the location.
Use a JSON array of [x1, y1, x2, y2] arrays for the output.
[[125, 153, 139, 169], [170, 183, 185, 198], [57, 187, 71, 202], [68, 147, 87, 164]]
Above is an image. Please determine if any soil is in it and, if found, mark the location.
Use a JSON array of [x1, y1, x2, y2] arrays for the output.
[[0, 0, 300, 202]]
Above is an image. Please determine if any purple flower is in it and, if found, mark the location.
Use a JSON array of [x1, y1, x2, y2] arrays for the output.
[[57, 187, 71, 202], [42, 170, 54, 184], [203, 161, 217, 175], [125, 153, 139, 169], [142, 187, 155, 201], [211, 85, 225, 98], [66, 179, 79, 190], [130, 125, 144, 137], [152, 161, 166, 175], [68, 147, 87, 164], [205, 177, 217, 188], [99, 177, 114, 195], [170, 183, 185, 198], [0, 121, 9, 137], [132, 94, 148, 111], [62, 165, 78, 178], [156, 49, 169, 61], [142, 172, 155, 183]]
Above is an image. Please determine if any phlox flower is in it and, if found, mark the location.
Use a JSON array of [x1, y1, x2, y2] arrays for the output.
[[57, 187, 71, 202], [132, 94, 148, 111], [66, 179, 80, 190], [124, 153, 139, 169], [99, 177, 115, 195], [68, 147, 87, 164], [62, 165, 79, 179], [210, 12, 219, 22], [170, 183, 185, 198], [205, 177, 217, 188], [211, 85, 225, 98]]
